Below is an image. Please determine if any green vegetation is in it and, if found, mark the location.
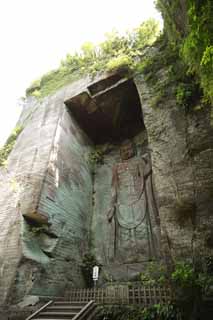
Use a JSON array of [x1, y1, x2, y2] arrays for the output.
[[94, 259, 213, 319], [26, 19, 160, 99], [175, 82, 196, 107], [140, 259, 213, 293], [93, 259, 213, 319], [88, 148, 104, 167], [171, 260, 213, 297], [135, 36, 187, 108], [96, 304, 182, 320], [138, 259, 213, 319], [140, 261, 168, 286], [171, 260, 213, 319], [0, 126, 23, 167], [181, 0, 213, 103], [134, 0, 212, 110], [155, 0, 213, 104], [155, 0, 183, 45], [106, 54, 133, 73]]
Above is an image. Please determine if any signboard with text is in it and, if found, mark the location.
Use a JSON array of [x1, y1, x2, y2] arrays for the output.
[[93, 266, 99, 281]]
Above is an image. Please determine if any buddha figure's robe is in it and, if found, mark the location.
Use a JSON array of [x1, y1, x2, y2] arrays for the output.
[[107, 154, 160, 263]]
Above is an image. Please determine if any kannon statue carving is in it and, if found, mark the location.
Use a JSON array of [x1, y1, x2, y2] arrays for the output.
[[107, 140, 160, 263]]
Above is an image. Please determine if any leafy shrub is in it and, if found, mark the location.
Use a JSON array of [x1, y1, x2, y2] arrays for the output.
[[106, 54, 133, 73], [31, 89, 41, 98], [140, 261, 168, 286], [171, 261, 213, 292], [133, 18, 160, 49], [171, 262, 195, 288], [0, 126, 23, 167], [175, 83, 194, 107], [156, 0, 213, 104], [180, 0, 213, 103], [142, 303, 182, 320], [201, 45, 213, 67], [170, 261, 213, 318], [96, 304, 182, 320], [26, 79, 41, 96], [135, 57, 154, 74], [155, 0, 183, 45]]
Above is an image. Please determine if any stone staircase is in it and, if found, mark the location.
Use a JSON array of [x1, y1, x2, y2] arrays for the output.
[[26, 300, 97, 320]]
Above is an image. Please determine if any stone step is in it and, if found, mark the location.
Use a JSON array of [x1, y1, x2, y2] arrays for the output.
[[34, 317, 75, 319], [34, 319, 71, 320], [26, 300, 96, 320], [53, 301, 87, 307], [47, 305, 82, 311], [38, 311, 76, 318]]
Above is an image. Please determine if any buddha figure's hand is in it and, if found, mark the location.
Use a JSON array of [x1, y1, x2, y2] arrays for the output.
[[107, 206, 115, 223]]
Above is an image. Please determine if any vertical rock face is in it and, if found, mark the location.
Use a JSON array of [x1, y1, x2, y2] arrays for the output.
[[135, 72, 213, 262], [0, 73, 162, 303], [0, 67, 212, 306], [20, 100, 93, 298], [0, 77, 94, 304], [156, 0, 188, 39], [0, 95, 60, 305]]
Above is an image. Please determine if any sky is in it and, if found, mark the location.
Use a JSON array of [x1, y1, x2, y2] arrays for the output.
[[0, 0, 162, 146]]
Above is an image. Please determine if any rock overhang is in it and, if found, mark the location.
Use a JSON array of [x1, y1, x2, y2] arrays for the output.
[[64, 73, 144, 144]]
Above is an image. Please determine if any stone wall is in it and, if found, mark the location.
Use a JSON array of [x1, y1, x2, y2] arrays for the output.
[[0, 95, 59, 305], [19, 102, 93, 298], [1, 67, 212, 309], [135, 73, 213, 262], [0, 76, 94, 305]]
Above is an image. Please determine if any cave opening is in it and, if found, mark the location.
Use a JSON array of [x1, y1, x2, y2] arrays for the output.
[[65, 76, 145, 145]]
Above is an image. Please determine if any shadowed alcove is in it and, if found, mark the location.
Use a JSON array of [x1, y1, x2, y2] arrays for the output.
[[65, 76, 145, 145]]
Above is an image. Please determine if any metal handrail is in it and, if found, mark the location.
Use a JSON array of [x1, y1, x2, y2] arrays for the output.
[[72, 300, 95, 320], [25, 300, 53, 320]]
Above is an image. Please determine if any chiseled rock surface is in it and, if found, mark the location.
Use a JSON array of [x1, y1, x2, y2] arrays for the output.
[[0, 75, 96, 306], [0, 63, 212, 312], [135, 72, 213, 261]]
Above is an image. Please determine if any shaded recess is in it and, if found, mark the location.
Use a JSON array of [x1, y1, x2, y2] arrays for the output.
[[65, 76, 144, 144]]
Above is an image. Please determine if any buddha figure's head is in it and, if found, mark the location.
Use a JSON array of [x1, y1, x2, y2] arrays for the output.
[[120, 140, 135, 160]]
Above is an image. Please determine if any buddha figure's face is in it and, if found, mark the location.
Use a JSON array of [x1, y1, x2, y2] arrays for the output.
[[120, 140, 135, 160]]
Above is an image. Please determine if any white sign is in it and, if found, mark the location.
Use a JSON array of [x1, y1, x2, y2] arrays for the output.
[[92, 266, 99, 281]]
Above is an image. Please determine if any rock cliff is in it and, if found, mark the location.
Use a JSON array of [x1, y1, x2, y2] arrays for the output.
[[0, 0, 212, 313]]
